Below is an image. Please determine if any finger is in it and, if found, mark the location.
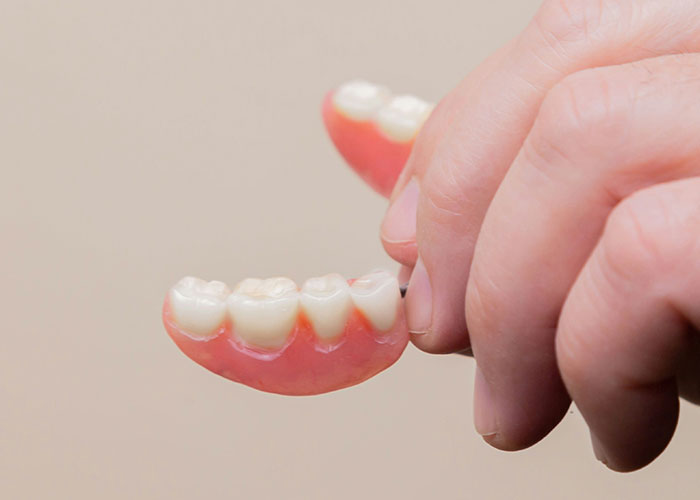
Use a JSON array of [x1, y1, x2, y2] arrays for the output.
[[556, 178, 700, 471], [321, 80, 433, 198], [397, 264, 413, 285], [381, 0, 700, 354], [467, 54, 700, 451]]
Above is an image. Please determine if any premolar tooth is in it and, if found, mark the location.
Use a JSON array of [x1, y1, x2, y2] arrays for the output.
[[300, 273, 352, 340], [375, 95, 434, 142], [333, 80, 391, 121], [349, 270, 400, 331], [227, 277, 299, 349], [169, 277, 231, 338]]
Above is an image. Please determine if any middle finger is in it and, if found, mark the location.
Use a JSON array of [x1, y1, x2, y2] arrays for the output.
[[468, 53, 700, 450]]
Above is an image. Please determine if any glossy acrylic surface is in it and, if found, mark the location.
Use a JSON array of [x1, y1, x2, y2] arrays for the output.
[[163, 296, 408, 395], [322, 93, 413, 197]]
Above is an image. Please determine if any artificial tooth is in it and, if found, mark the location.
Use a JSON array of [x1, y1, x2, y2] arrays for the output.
[[227, 277, 300, 349], [169, 277, 231, 338], [375, 94, 433, 142], [333, 80, 391, 121], [349, 270, 400, 331], [300, 273, 352, 340]]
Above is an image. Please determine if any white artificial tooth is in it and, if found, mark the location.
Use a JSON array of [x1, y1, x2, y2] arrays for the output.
[[349, 270, 400, 332], [300, 273, 352, 340], [375, 94, 434, 142], [169, 276, 231, 338], [226, 277, 300, 349], [333, 80, 391, 121]]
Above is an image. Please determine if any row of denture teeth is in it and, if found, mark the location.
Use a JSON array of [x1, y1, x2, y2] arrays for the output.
[[332, 80, 434, 142], [168, 271, 400, 349]]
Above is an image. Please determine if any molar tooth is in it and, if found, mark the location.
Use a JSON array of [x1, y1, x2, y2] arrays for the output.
[[375, 94, 434, 142], [227, 277, 299, 349], [333, 80, 391, 121], [300, 273, 352, 340], [169, 276, 231, 338], [349, 270, 400, 332]]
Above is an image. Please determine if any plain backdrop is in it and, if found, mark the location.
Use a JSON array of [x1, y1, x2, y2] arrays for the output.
[[2, 1, 700, 498]]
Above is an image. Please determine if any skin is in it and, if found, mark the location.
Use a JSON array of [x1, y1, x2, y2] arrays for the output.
[[328, 0, 700, 472]]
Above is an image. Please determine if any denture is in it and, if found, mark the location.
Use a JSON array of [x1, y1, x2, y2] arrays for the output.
[[163, 271, 408, 395], [322, 80, 433, 197], [164, 80, 427, 395]]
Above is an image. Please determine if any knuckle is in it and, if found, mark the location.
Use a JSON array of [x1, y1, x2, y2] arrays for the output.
[[535, 0, 624, 47], [525, 69, 621, 176], [602, 186, 693, 280], [540, 69, 616, 139], [421, 149, 474, 224]]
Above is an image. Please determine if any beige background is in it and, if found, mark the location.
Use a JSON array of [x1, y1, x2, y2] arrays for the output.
[[2, 1, 700, 498]]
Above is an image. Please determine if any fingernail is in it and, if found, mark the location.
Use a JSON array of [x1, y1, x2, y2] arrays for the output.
[[381, 178, 419, 243], [459, 347, 474, 357], [398, 265, 413, 285], [590, 433, 609, 466], [405, 256, 432, 334], [474, 366, 498, 437]]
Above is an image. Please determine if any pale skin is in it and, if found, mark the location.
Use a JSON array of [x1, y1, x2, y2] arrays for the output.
[[377, 0, 700, 472]]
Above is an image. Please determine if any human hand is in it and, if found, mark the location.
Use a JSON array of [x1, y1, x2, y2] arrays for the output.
[[323, 0, 700, 472]]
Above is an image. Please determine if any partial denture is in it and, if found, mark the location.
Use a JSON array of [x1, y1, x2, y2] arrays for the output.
[[322, 80, 433, 197], [164, 81, 426, 395], [163, 271, 407, 395]]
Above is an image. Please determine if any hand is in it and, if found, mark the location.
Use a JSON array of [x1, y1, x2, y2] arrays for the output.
[[324, 0, 700, 472]]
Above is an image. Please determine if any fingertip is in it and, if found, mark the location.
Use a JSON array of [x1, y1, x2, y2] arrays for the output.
[[397, 264, 413, 285], [471, 363, 571, 452], [410, 333, 471, 354], [406, 257, 473, 353], [380, 238, 418, 267], [380, 178, 419, 263], [405, 257, 432, 335], [474, 365, 498, 437], [585, 385, 679, 473]]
